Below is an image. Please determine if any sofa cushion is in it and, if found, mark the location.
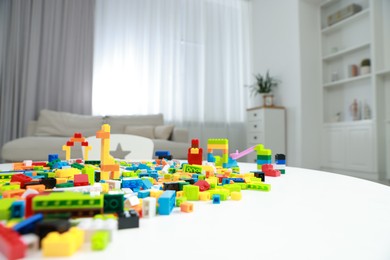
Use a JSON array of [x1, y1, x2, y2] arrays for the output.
[[35, 109, 103, 137], [105, 114, 164, 134], [154, 125, 174, 140], [124, 125, 155, 139]]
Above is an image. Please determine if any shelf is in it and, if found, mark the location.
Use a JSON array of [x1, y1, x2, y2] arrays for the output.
[[376, 69, 390, 77], [320, 0, 341, 8], [322, 42, 370, 61], [323, 120, 373, 127], [322, 9, 370, 34], [323, 74, 371, 88]]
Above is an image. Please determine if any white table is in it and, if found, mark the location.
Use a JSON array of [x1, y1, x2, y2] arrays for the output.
[[4, 163, 390, 260]]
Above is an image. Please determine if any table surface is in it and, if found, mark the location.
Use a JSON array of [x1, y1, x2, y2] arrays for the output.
[[3, 163, 390, 260]]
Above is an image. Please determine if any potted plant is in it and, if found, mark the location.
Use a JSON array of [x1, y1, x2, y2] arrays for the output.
[[360, 58, 371, 75], [247, 70, 279, 107]]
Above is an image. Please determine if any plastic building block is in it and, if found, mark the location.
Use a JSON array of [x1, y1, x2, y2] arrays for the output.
[[42, 227, 84, 257], [212, 194, 221, 204], [194, 180, 210, 191], [12, 213, 43, 235], [74, 174, 89, 186], [262, 164, 281, 177], [0, 223, 27, 260], [137, 190, 150, 198], [182, 164, 202, 173], [103, 194, 124, 213], [118, 209, 139, 229], [251, 171, 265, 182], [180, 202, 194, 213], [208, 189, 229, 201], [142, 197, 157, 218], [164, 182, 180, 191], [150, 189, 164, 199], [199, 191, 211, 201], [175, 196, 187, 207], [11, 200, 25, 218], [183, 185, 199, 201], [32, 192, 103, 217], [247, 183, 271, 192], [39, 178, 57, 189], [231, 191, 242, 200], [0, 198, 16, 220], [48, 154, 59, 162], [91, 230, 109, 251], [10, 174, 33, 189], [188, 139, 203, 165], [35, 219, 71, 247], [158, 190, 176, 215]]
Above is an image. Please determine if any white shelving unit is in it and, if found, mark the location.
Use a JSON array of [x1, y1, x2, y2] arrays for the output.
[[319, 0, 390, 180]]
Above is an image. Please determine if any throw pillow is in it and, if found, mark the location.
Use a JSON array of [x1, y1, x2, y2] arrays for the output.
[[124, 125, 155, 139], [154, 125, 174, 140], [35, 109, 103, 137]]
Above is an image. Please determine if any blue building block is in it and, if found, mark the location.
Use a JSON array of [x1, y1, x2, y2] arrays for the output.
[[141, 179, 152, 190], [122, 178, 143, 192], [48, 154, 59, 162], [149, 170, 159, 180], [11, 201, 25, 218], [212, 194, 221, 204], [137, 190, 150, 199], [158, 190, 176, 215], [12, 213, 43, 234], [155, 151, 171, 157]]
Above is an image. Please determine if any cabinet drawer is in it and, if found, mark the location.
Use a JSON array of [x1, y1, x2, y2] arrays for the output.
[[247, 121, 264, 132], [247, 110, 264, 122], [247, 132, 264, 143]]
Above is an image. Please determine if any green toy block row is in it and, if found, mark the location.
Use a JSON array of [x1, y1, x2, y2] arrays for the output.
[[71, 163, 84, 170], [207, 139, 228, 145], [92, 230, 109, 251], [182, 164, 202, 173], [247, 183, 271, 192], [33, 192, 104, 210], [0, 173, 13, 180], [122, 171, 137, 177], [257, 155, 272, 160], [0, 183, 20, 195], [222, 183, 242, 193], [56, 182, 74, 188]]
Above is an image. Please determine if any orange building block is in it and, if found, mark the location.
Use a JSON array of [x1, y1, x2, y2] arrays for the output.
[[180, 202, 194, 213]]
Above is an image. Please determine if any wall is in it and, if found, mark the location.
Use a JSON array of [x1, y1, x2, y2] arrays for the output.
[[251, 0, 321, 168]]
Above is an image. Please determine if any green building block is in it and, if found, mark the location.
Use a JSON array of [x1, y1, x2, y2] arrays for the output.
[[247, 183, 271, 192], [56, 182, 74, 188], [207, 139, 228, 145], [182, 164, 202, 173], [175, 196, 187, 207], [198, 175, 205, 180], [183, 185, 199, 201], [178, 182, 189, 191], [103, 194, 124, 213], [92, 230, 109, 251], [82, 166, 95, 185], [168, 168, 176, 173], [223, 183, 242, 193], [71, 163, 84, 170], [33, 192, 103, 211], [257, 155, 272, 160], [0, 183, 20, 195], [122, 171, 136, 177], [0, 198, 16, 220], [0, 173, 13, 181]]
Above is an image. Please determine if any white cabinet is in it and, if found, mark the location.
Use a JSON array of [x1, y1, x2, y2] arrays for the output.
[[319, 0, 390, 179], [322, 121, 375, 174], [246, 107, 285, 163]]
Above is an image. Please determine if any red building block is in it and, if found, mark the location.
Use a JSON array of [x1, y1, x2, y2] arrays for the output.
[[194, 180, 210, 191], [188, 139, 203, 165], [74, 174, 89, 186], [11, 174, 33, 189], [0, 223, 27, 260]]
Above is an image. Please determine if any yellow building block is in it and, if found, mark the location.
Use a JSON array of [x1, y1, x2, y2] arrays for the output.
[[176, 191, 184, 198], [42, 227, 84, 257], [101, 183, 109, 193], [231, 191, 242, 201], [150, 189, 164, 199], [199, 191, 211, 201], [55, 168, 81, 179]]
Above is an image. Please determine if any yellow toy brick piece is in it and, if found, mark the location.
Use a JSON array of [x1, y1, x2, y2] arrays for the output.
[[150, 189, 164, 199], [231, 191, 242, 201], [199, 191, 211, 201], [101, 183, 109, 193], [42, 227, 84, 257], [176, 191, 184, 198], [55, 168, 81, 179]]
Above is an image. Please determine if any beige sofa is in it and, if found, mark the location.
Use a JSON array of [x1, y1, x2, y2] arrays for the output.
[[1, 110, 189, 161]]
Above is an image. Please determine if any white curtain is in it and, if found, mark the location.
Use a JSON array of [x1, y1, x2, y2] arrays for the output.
[[0, 0, 95, 161], [93, 0, 252, 152]]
